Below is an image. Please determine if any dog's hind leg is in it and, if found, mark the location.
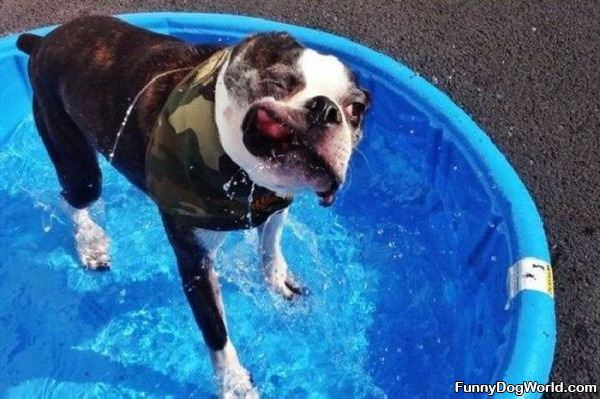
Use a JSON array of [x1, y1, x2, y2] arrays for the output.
[[32, 97, 110, 270], [258, 208, 303, 300], [161, 212, 258, 398]]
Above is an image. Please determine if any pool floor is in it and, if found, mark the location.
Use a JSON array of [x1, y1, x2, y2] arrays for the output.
[[0, 114, 505, 398]]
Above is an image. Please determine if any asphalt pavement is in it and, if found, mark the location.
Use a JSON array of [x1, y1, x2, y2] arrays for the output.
[[1, 1, 598, 397]]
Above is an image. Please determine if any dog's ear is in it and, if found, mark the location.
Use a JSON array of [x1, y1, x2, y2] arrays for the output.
[[230, 32, 303, 67]]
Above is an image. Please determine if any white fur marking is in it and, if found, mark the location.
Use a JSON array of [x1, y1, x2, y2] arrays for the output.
[[214, 48, 355, 194], [289, 49, 351, 108], [212, 340, 258, 399], [215, 59, 280, 193], [191, 230, 257, 397], [70, 207, 110, 269], [293, 50, 353, 180], [259, 209, 299, 299]]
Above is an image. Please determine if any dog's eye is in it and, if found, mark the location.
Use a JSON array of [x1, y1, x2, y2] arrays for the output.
[[345, 102, 366, 126], [262, 79, 291, 99], [261, 78, 287, 93], [270, 81, 288, 91], [261, 69, 303, 99]]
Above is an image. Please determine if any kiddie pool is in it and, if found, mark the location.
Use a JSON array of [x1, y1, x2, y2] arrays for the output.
[[0, 12, 555, 399]]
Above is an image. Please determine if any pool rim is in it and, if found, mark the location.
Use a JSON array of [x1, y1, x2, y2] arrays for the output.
[[0, 12, 556, 397]]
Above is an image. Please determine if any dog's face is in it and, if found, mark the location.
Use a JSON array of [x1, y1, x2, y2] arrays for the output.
[[215, 33, 369, 206]]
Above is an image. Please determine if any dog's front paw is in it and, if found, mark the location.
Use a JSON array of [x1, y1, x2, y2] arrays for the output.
[[265, 258, 305, 300], [73, 209, 111, 270], [217, 364, 259, 399]]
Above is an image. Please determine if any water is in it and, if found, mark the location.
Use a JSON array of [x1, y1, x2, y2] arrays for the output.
[[0, 114, 510, 398]]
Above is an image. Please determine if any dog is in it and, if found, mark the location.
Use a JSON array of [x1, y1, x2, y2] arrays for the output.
[[17, 15, 369, 398]]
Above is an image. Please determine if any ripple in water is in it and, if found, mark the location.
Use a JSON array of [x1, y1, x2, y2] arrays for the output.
[[0, 114, 508, 398], [0, 117, 383, 398]]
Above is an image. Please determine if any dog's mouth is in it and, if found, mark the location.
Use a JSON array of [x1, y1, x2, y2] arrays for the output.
[[254, 107, 296, 142], [242, 101, 341, 206], [242, 102, 304, 155], [316, 184, 338, 207]]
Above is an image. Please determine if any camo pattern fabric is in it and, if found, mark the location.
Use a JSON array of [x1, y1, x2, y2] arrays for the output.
[[146, 48, 292, 230]]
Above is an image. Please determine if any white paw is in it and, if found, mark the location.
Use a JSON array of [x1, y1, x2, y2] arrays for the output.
[[217, 364, 259, 399], [72, 209, 111, 270], [264, 257, 304, 300]]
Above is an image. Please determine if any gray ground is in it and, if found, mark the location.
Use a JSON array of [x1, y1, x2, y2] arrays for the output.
[[1, 1, 598, 396]]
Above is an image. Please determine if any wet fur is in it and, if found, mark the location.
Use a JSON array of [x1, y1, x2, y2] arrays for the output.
[[19, 15, 367, 398], [23, 15, 222, 192]]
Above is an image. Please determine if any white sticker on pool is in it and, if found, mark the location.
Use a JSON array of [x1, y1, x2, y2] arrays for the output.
[[506, 257, 554, 308]]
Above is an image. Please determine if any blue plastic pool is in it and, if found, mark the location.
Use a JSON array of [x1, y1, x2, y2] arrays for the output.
[[0, 13, 555, 398]]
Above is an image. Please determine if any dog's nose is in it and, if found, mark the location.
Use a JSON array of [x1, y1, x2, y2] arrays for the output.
[[306, 96, 342, 126]]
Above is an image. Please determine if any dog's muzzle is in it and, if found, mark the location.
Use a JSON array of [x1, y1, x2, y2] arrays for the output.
[[242, 97, 345, 205]]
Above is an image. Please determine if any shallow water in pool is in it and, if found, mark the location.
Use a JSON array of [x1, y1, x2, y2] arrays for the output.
[[0, 114, 507, 398]]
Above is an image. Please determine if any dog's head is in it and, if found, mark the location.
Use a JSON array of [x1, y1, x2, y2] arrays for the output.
[[215, 32, 369, 206]]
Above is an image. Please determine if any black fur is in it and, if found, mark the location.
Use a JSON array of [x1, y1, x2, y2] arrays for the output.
[[16, 33, 41, 54], [17, 15, 369, 382], [224, 32, 306, 104], [19, 14, 231, 357], [21, 15, 222, 191], [161, 212, 228, 351]]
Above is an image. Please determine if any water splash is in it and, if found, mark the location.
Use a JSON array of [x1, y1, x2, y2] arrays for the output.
[[0, 115, 511, 398], [246, 183, 256, 227], [108, 66, 194, 163], [222, 175, 236, 200]]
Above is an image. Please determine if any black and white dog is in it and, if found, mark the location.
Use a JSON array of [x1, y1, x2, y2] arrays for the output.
[[17, 15, 369, 397]]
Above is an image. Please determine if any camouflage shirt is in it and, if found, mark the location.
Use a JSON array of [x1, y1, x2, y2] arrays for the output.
[[145, 48, 292, 230]]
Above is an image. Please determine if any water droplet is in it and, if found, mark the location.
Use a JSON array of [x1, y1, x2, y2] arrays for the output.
[[246, 183, 256, 226]]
